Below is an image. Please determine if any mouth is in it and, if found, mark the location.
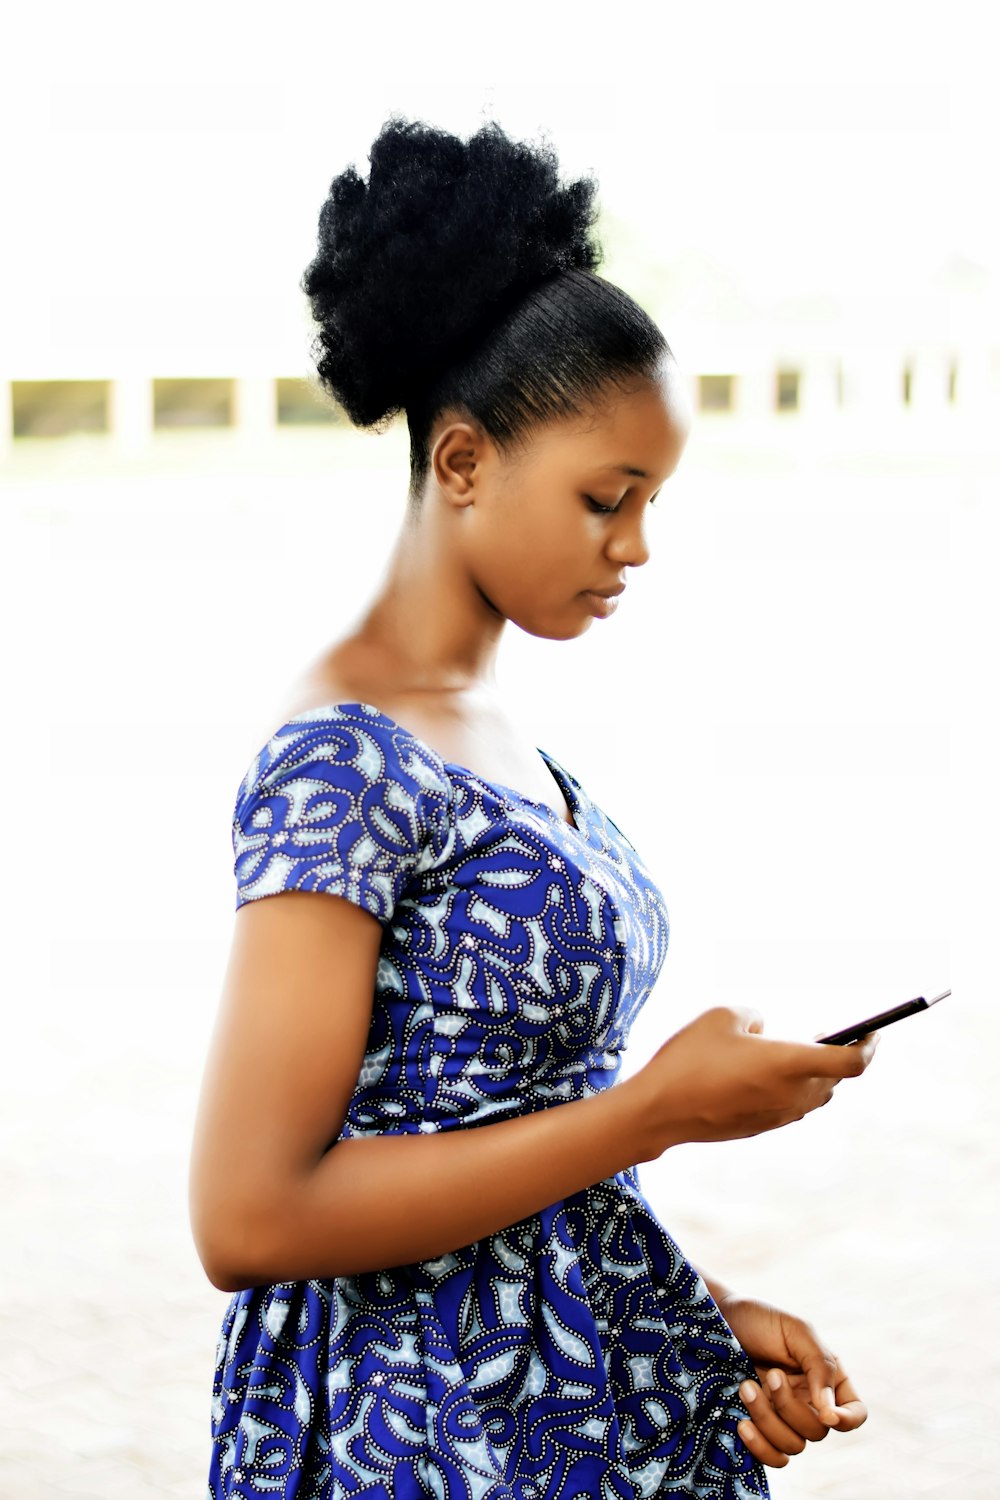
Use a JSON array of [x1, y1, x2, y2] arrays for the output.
[[581, 589, 622, 618], [584, 584, 626, 598]]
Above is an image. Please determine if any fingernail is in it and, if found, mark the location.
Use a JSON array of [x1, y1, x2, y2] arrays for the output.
[[741, 1381, 756, 1402], [767, 1369, 781, 1392]]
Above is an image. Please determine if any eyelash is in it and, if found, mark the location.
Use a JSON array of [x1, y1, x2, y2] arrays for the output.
[[584, 495, 658, 515]]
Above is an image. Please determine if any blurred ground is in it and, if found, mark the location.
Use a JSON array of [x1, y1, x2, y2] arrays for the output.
[[2, 415, 996, 1498], [4, 992, 997, 1499]]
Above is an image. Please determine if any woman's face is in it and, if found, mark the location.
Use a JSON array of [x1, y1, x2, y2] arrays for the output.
[[431, 360, 692, 640]]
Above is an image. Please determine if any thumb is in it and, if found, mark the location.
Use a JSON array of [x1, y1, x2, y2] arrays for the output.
[[798, 1346, 841, 1425], [784, 1319, 842, 1424]]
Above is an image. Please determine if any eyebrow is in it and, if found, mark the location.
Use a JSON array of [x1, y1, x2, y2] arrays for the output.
[[600, 463, 652, 478]]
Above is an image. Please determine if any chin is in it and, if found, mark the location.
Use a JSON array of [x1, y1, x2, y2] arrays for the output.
[[514, 613, 593, 643]]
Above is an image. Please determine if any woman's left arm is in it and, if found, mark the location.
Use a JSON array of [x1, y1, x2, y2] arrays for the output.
[[691, 1271, 870, 1472]]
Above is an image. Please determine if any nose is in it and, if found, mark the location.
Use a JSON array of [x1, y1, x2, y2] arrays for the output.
[[606, 508, 652, 569]]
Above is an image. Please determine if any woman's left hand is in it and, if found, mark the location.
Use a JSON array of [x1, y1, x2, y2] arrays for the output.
[[716, 1293, 869, 1470]]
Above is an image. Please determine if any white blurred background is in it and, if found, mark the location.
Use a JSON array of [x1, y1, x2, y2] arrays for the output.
[[2, 3, 996, 1497]]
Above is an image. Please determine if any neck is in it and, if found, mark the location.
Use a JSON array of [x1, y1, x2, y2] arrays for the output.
[[347, 503, 505, 696]]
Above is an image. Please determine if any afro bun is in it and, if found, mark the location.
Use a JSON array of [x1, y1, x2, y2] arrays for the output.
[[300, 115, 605, 429]]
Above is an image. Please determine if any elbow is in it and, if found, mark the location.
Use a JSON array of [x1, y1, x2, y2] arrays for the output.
[[197, 1234, 249, 1293], [189, 1185, 271, 1294], [190, 1217, 250, 1294], [200, 1254, 245, 1296]]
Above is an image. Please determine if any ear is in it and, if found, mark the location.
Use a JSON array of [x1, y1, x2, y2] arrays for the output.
[[431, 420, 489, 506]]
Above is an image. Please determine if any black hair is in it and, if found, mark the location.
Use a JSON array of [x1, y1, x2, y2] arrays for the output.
[[300, 115, 673, 505]]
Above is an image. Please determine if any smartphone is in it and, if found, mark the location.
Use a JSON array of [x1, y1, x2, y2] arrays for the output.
[[816, 990, 950, 1046]]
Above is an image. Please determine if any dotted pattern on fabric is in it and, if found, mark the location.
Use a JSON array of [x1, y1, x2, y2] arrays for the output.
[[208, 702, 769, 1500]]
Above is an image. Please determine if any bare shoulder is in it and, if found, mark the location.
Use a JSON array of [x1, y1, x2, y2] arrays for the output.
[[246, 642, 556, 804], [250, 640, 430, 754], [251, 639, 392, 744]]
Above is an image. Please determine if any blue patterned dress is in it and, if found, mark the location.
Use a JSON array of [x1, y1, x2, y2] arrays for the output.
[[207, 702, 769, 1500]]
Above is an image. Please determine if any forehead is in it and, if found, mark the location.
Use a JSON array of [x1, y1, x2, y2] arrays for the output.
[[537, 371, 691, 471]]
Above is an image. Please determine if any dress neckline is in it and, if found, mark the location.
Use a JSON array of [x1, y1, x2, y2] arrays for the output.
[[271, 700, 585, 834]]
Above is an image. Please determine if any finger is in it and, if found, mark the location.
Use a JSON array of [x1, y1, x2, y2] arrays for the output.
[[797, 1345, 867, 1429], [793, 1342, 846, 1424], [809, 1028, 880, 1047], [827, 1397, 868, 1432], [760, 1367, 831, 1441], [737, 1416, 790, 1469], [822, 1367, 868, 1431], [792, 1034, 878, 1078], [738, 1379, 807, 1458]]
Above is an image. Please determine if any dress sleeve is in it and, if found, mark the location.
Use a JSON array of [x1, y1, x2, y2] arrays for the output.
[[231, 707, 455, 922]]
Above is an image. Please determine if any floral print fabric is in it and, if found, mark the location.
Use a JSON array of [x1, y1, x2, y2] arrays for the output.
[[207, 702, 768, 1499]]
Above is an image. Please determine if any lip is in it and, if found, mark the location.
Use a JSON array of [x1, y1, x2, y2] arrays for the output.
[[585, 585, 626, 598], [582, 589, 622, 618]]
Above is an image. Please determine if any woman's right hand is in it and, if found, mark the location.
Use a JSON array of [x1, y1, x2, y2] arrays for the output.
[[626, 1006, 880, 1160]]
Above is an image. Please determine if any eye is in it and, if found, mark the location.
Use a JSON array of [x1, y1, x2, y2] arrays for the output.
[[583, 494, 660, 515]]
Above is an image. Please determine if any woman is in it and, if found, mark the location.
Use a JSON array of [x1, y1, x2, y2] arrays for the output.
[[189, 115, 879, 1500]]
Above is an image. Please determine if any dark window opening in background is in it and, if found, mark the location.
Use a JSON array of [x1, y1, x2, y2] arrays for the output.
[[902, 366, 913, 405], [699, 374, 735, 412], [276, 377, 342, 425], [153, 378, 234, 429], [12, 380, 110, 437], [776, 369, 799, 411]]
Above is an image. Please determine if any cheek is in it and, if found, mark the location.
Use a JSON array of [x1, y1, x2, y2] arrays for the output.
[[477, 543, 549, 609], [479, 507, 579, 578]]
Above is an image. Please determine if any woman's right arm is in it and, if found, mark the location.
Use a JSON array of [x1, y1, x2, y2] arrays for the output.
[[188, 891, 879, 1293]]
